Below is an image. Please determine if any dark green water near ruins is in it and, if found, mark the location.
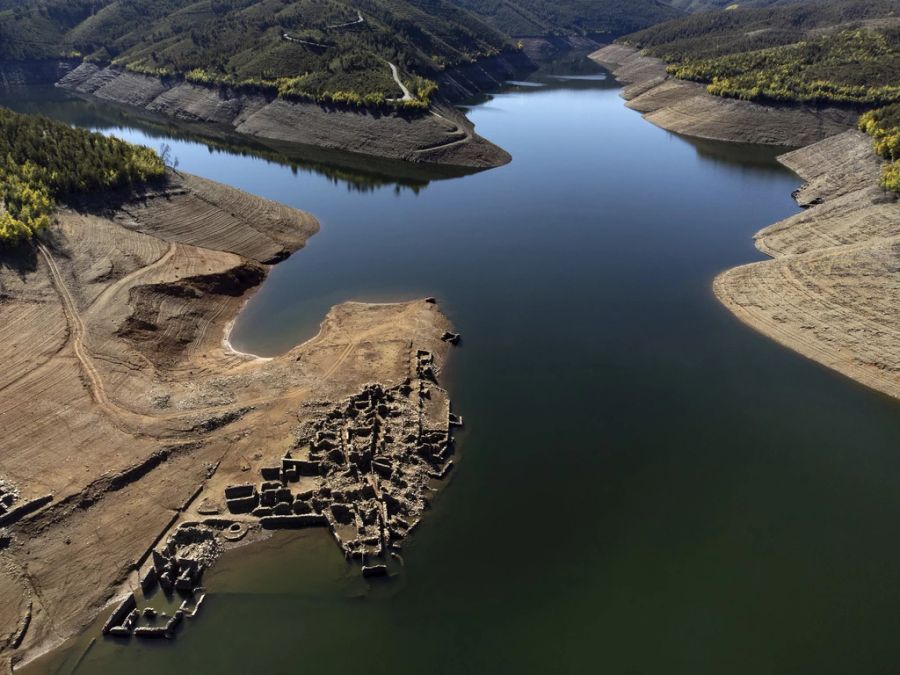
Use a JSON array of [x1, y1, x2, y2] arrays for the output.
[[7, 61, 900, 675]]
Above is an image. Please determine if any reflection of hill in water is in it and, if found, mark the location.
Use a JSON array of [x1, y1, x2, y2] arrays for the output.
[[0, 86, 480, 195], [461, 49, 620, 109], [685, 136, 793, 172]]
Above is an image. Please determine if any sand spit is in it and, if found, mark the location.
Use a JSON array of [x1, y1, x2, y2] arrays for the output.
[[56, 63, 510, 170], [715, 130, 900, 400], [0, 171, 456, 669], [589, 45, 857, 147]]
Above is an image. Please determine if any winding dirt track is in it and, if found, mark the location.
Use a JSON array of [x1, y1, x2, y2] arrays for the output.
[[388, 62, 414, 102], [38, 244, 110, 410], [88, 242, 177, 316], [0, 172, 453, 670]]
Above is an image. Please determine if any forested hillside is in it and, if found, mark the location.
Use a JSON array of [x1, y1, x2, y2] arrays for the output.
[[0, 0, 510, 105], [622, 0, 900, 190], [624, 0, 898, 61], [671, 27, 899, 105], [0, 0, 684, 105], [0, 107, 163, 242], [859, 104, 900, 191], [455, 0, 682, 37], [665, 0, 816, 11]]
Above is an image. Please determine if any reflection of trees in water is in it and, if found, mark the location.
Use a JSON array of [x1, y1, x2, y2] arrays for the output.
[[0, 87, 450, 195], [459, 49, 620, 109]]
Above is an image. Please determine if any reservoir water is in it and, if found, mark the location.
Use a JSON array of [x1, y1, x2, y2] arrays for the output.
[[7, 60, 900, 674]]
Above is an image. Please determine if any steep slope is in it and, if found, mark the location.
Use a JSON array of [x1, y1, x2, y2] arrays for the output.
[[624, 0, 899, 63], [456, 0, 683, 37], [0, 0, 510, 104], [614, 0, 899, 181], [666, 0, 820, 11]]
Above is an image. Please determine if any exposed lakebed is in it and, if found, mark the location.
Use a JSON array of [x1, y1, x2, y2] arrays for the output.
[[8, 61, 900, 674]]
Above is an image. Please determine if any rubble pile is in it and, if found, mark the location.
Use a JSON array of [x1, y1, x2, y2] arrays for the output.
[[101, 347, 460, 644], [0, 479, 19, 519], [102, 524, 219, 640], [225, 349, 461, 574]]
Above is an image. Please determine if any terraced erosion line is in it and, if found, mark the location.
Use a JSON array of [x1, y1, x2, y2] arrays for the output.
[[36, 243, 188, 430], [590, 45, 900, 401], [88, 242, 177, 316], [36, 238, 272, 428], [712, 133, 900, 400]]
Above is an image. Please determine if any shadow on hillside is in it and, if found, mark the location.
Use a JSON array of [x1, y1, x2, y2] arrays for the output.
[[0, 240, 38, 278]]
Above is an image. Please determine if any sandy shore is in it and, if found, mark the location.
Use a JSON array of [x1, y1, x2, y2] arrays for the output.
[[0, 171, 454, 669], [714, 131, 900, 400]]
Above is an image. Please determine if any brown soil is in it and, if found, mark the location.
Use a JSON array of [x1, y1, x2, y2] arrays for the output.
[[0, 170, 452, 669], [714, 131, 900, 400], [589, 45, 857, 147]]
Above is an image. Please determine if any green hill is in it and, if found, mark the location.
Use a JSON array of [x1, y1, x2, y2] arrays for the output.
[[0, 106, 164, 242], [0, 0, 684, 105], [625, 0, 898, 60], [455, 0, 683, 37], [0, 0, 512, 106], [622, 0, 899, 104], [621, 0, 900, 190]]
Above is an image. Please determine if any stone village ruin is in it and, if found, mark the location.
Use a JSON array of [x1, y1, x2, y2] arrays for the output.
[[101, 347, 462, 641]]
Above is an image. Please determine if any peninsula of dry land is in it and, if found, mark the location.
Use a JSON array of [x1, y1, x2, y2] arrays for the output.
[[715, 130, 900, 400], [0, 170, 458, 670]]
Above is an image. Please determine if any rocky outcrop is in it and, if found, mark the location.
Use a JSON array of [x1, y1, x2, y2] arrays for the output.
[[590, 45, 857, 147], [714, 131, 900, 400], [57, 63, 510, 169]]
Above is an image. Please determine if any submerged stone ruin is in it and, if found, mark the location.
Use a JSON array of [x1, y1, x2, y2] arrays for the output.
[[226, 349, 461, 569], [101, 348, 461, 643], [102, 524, 219, 640]]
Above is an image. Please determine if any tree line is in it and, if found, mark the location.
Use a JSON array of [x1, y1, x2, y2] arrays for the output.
[[0, 107, 164, 243], [859, 104, 900, 193]]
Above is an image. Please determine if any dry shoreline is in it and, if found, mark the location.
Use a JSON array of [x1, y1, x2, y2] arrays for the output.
[[592, 45, 900, 401], [589, 45, 857, 147], [55, 63, 511, 170], [715, 131, 900, 401], [0, 170, 458, 670]]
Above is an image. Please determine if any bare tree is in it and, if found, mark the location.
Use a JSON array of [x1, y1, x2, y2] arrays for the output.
[[159, 143, 180, 172]]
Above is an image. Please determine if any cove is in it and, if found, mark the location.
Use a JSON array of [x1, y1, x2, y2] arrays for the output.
[[7, 59, 900, 675]]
